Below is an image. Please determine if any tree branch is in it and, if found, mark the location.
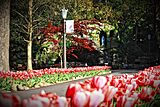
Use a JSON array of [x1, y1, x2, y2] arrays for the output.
[[13, 10, 29, 23], [23, 37, 30, 43], [32, 21, 45, 29], [32, 1, 49, 14], [12, 23, 28, 34], [33, 17, 43, 23]]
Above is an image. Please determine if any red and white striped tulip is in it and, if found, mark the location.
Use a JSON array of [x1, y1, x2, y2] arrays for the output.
[[138, 87, 156, 102], [51, 96, 70, 107], [72, 90, 90, 107], [66, 83, 82, 98], [102, 85, 118, 102], [116, 92, 139, 107], [125, 82, 138, 92], [91, 76, 107, 89], [153, 80, 160, 89], [89, 89, 104, 107]]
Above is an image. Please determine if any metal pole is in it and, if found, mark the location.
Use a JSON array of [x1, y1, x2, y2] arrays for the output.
[[63, 19, 67, 68]]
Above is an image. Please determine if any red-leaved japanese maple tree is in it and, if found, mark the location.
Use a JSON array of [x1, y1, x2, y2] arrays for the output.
[[40, 19, 102, 67]]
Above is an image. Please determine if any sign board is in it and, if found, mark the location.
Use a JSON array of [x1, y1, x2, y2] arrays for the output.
[[66, 20, 74, 33]]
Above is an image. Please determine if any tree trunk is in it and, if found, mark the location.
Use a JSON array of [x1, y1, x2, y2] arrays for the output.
[[0, 0, 10, 71], [27, 0, 33, 70], [27, 40, 32, 70]]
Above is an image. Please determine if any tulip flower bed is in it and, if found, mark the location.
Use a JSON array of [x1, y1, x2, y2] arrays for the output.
[[0, 66, 111, 91], [64, 66, 160, 107], [0, 65, 160, 107]]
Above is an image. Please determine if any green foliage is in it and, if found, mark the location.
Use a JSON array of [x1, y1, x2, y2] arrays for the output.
[[104, 0, 160, 67], [93, 3, 113, 20], [10, 0, 160, 70], [9, 32, 27, 70], [33, 36, 57, 68], [0, 78, 12, 91]]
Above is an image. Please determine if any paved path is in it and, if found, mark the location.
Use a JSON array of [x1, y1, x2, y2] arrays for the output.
[[3, 69, 139, 100]]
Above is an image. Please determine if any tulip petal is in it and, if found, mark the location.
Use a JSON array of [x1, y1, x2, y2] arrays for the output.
[[89, 90, 104, 107], [72, 91, 90, 107]]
